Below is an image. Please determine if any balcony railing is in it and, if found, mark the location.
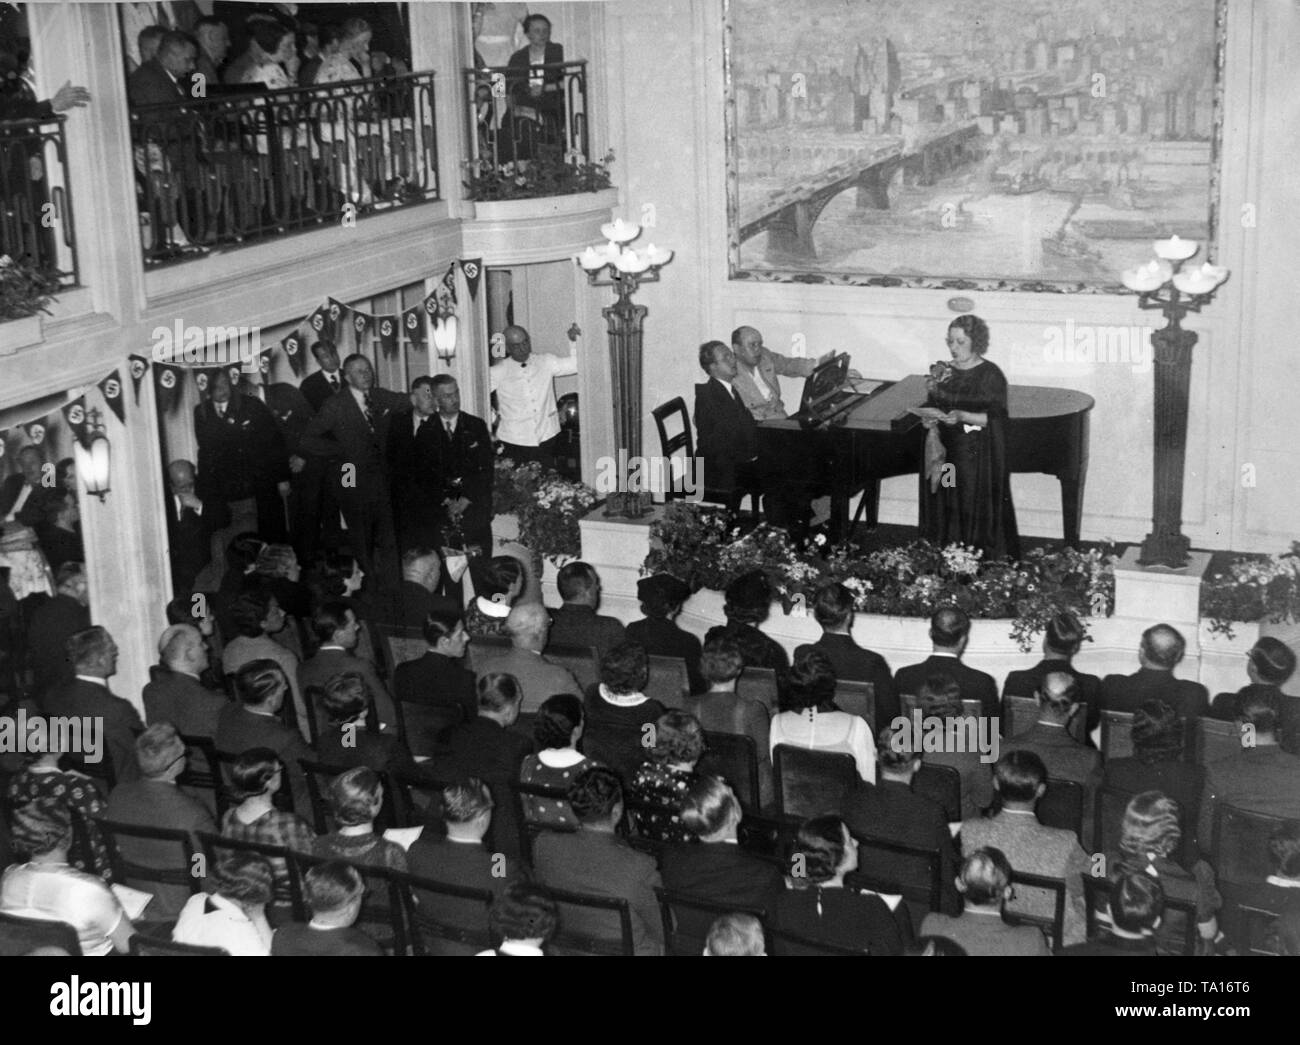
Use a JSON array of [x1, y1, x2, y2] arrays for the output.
[[463, 60, 595, 199], [1, 116, 79, 285], [130, 72, 440, 268]]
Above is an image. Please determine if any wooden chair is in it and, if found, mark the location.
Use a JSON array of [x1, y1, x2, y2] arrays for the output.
[[392, 869, 494, 957], [1003, 694, 1089, 744], [543, 643, 601, 693], [1099, 710, 1134, 762], [699, 730, 761, 812], [1091, 784, 1134, 855], [834, 680, 875, 727], [393, 700, 463, 758], [912, 762, 962, 823], [546, 885, 636, 956], [1081, 873, 1199, 956], [1005, 868, 1067, 952], [94, 818, 202, 915], [1038, 778, 1085, 841], [645, 654, 690, 710], [900, 694, 982, 720], [1237, 903, 1284, 956], [0, 911, 82, 956], [373, 622, 427, 679], [1195, 716, 1242, 766], [388, 770, 451, 831], [739, 667, 779, 714], [848, 833, 944, 913], [509, 779, 577, 865], [655, 887, 766, 957], [736, 811, 801, 867], [195, 830, 309, 922], [178, 733, 227, 819], [765, 922, 869, 956], [1212, 803, 1291, 884], [129, 936, 229, 956], [651, 397, 695, 504], [772, 745, 856, 821]]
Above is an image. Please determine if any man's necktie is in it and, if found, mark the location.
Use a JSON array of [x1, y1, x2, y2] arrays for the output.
[[444, 420, 455, 439], [363, 392, 375, 430], [328, 374, 340, 393]]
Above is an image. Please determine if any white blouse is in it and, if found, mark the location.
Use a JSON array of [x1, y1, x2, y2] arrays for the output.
[[770, 709, 876, 782]]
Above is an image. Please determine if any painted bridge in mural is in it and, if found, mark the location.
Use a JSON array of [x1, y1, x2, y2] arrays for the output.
[[738, 120, 983, 260]]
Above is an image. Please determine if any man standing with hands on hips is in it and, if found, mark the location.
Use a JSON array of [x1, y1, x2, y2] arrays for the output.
[[490, 325, 577, 469]]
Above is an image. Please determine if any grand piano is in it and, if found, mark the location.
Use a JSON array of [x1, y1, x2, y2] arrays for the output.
[[758, 374, 1094, 545]]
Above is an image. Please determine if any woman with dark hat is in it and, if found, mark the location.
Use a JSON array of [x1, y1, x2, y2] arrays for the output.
[[626, 573, 704, 693]]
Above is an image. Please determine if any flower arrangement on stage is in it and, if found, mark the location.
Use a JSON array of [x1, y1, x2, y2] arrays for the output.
[[1201, 542, 1300, 638], [464, 146, 614, 202], [0, 254, 59, 321], [643, 502, 1117, 651], [493, 457, 598, 563]]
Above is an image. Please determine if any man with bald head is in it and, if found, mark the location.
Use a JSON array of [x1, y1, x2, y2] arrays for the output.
[[1101, 624, 1209, 720], [895, 605, 1000, 719], [489, 325, 577, 468], [165, 459, 232, 595], [729, 326, 818, 422], [143, 622, 227, 739], [468, 603, 582, 713], [1001, 671, 1100, 787]]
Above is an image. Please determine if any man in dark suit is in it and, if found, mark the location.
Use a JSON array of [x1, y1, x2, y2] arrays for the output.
[[0, 445, 44, 522], [532, 766, 664, 956], [433, 669, 534, 786], [105, 723, 216, 921], [142, 623, 227, 738], [192, 16, 230, 88], [626, 573, 704, 694], [260, 380, 316, 558], [165, 459, 231, 595], [810, 581, 896, 733], [127, 30, 196, 107], [1003, 610, 1102, 734], [270, 862, 382, 956], [379, 547, 460, 628], [895, 606, 999, 719], [546, 562, 626, 659], [300, 340, 345, 413], [386, 377, 444, 552], [919, 848, 1052, 956], [427, 375, 494, 552], [1001, 672, 1100, 787], [693, 340, 761, 513], [1058, 872, 1163, 956], [841, 737, 961, 918], [1100, 624, 1209, 722], [300, 353, 407, 578], [195, 369, 290, 544], [26, 562, 91, 695], [298, 601, 397, 737], [294, 342, 345, 560], [392, 611, 477, 726], [42, 626, 142, 786]]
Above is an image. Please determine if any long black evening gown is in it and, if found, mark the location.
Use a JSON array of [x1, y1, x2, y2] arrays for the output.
[[918, 358, 1021, 560]]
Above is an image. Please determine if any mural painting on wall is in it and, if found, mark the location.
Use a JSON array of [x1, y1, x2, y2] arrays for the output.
[[724, 0, 1224, 293]]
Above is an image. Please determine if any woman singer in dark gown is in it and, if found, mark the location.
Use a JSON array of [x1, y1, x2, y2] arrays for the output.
[[918, 314, 1020, 560]]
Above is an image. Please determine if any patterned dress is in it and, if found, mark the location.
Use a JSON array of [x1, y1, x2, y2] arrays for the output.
[[6, 767, 110, 880], [220, 805, 315, 905], [627, 762, 699, 844], [463, 598, 511, 640], [518, 752, 595, 829]]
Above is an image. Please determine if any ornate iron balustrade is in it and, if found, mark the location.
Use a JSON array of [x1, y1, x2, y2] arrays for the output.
[[0, 115, 79, 285], [130, 72, 440, 267]]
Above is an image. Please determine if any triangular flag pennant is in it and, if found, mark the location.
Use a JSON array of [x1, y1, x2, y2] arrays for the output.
[[307, 304, 335, 344], [460, 257, 483, 301], [281, 330, 306, 376], [376, 315, 398, 355], [351, 309, 371, 341], [23, 418, 47, 446], [327, 299, 346, 338], [194, 368, 213, 396], [226, 364, 245, 390], [128, 354, 150, 405], [423, 293, 440, 320], [98, 371, 126, 424], [402, 306, 425, 347], [154, 363, 181, 413], [61, 398, 89, 444], [258, 352, 271, 376]]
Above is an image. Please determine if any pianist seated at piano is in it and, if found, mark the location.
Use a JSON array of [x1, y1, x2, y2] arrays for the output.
[[693, 341, 763, 514], [916, 315, 1021, 561], [729, 326, 818, 421]]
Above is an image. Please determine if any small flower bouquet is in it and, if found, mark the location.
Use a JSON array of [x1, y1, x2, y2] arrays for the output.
[[493, 457, 598, 563], [1201, 542, 1300, 637], [0, 254, 59, 321]]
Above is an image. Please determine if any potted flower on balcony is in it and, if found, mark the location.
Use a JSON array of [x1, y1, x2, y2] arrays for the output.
[[0, 254, 59, 354]]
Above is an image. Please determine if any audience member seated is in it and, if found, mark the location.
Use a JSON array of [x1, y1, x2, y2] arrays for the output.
[[477, 882, 559, 957], [1102, 700, 1204, 835], [585, 639, 664, 728], [626, 573, 704, 694], [1001, 671, 1100, 788], [105, 723, 217, 922], [172, 852, 274, 956], [628, 710, 706, 843], [895, 606, 998, 718], [1058, 870, 1163, 956], [407, 778, 522, 954], [1218, 821, 1300, 953], [546, 561, 626, 659], [389, 547, 460, 628], [1210, 637, 1299, 753], [249, 543, 313, 624], [1102, 790, 1220, 955], [841, 728, 960, 916], [213, 533, 267, 634], [914, 673, 994, 820], [1100, 623, 1209, 721], [435, 673, 533, 788], [311, 767, 406, 871], [219, 748, 314, 911], [300, 601, 397, 736], [1197, 686, 1300, 856], [5, 726, 110, 880], [222, 590, 308, 742], [33, 491, 83, 574], [919, 847, 1051, 956], [391, 610, 477, 725], [0, 806, 134, 956], [26, 562, 90, 695], [215, 660, 313, 816], [1003, 611, 1102, 735], [809, 581, 897, 732], [661, 776, 784, 917], [532, 767, 664, 955], [770, 645, 875, 782], [43, 626, 142, 784], [686, 635, 772, 807], [704, 912, 766, 956], [143, 623, 228, 738], [960, 751, 1089, 946], [770, 815, 906, 955], [703, 571, 789, 674], [270, 862, 384, 956], [314, 673, 416, 777], [519, 694, 595, 829], [477, 604, 581, 714], [463, 555, 523, 639]]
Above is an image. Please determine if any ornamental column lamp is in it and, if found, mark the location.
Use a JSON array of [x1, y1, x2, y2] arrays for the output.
[[1119, 236, 1229, 568]]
